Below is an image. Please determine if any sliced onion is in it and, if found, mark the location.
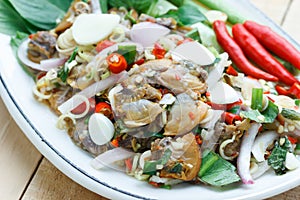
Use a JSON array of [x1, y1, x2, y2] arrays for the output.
[[58, 71, 128, 114], [251, 160, 270, 179], [206, 52, 230, 90], [208, 81, 240, 104], [40, 57, 68, 71], [130, 22, 170, 47], [200, 109, 224, 129], [91, 147, 135, 170], [251, 131, 278, 162], [171, 41, 215, 66], [237, 122, 261, 184]]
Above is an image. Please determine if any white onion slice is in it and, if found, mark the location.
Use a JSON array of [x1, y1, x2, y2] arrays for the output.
[[171, 41, 215, 66], [91, 147, 135, 170], [208, 81, 240, 104], [40, 57, 68, 71], [251, 160, 270, 179], [206, 52, 230, 90], [58, 71, 128, 114], [200, 109, 224, 129], [17, 39, 41, 70], [237, 122, 261, 184], [251, 131, 278, 162], [130, 22, 170, 47]]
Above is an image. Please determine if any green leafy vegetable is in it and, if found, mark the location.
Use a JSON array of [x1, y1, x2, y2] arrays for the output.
[[251, 88, 263, 110], [268, 136, 292, 175], [117, 45, 137, 65], [240, 100, 279, 123], [281, 108, 300, 120], [185, 28, 201, 42], [199, 150, 240, 186], [8, 0, 72, 30], [162, 4, 207, 26], [58, 47, 78, 82], [10, 31, 28, 54], [99, 0, 108, 13], [147, 0, 177, 17], [0, 0, 36, 35], [108, 0, 155, 14], [167, 0, 184, 7]]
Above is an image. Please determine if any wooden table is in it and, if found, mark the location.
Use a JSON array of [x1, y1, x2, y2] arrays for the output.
[[1, 1, 300, 199]]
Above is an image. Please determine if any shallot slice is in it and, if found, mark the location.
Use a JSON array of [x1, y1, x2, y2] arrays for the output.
[[58, 71, 128, 114], [237, 122, 261, 184], [40, 57, 68, 71], [91, 147, 135, 170]]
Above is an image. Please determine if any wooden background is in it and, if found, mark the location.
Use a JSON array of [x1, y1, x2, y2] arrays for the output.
[[1, 0, 300, 199]]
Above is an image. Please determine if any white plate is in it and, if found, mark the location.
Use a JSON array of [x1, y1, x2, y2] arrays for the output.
[[1, 1, 300, 199]]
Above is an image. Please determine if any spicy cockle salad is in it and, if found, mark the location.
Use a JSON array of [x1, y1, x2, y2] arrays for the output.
[[3, 0, 300, 190]]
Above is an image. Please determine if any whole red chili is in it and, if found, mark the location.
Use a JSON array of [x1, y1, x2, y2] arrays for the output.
[[243, 20, 300, 70], [212, 21, 278, 82], [232, 24, 298, 86]]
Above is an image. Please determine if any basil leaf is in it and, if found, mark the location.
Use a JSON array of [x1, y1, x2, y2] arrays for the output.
[[161, 4, 207, 26], [0, 0, 36, 35], [167, 0, 184, 7], [8, 0, 72, 30], [268, 136, 292, 175], [108, 0, 154, 13], [117, 45, 137, 65], [199, 150, 240, 186], [240, 100, 278, 123]]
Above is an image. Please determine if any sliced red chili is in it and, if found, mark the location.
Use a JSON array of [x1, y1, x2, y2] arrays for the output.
[[222, 112, 242, 125], [226, 65, 238, 76], [152, 43, 166, 59], [106, 53, 127, 74]]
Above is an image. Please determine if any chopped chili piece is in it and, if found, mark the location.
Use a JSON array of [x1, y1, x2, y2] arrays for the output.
[[226, 65, 238, 76], [106, 53, 127, 74], [222, 112, 242, 125], [287, 136, 298, 144], [95, 102, 113, 119], [152, 43, 166, 59], [289, 83, 300, 99]]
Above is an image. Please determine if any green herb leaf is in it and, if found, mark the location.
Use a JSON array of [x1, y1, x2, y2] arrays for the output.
[[100, 0, 108, 13], [167, 0, 184, 7], [8, 0, 72, 30], [0, 0, 37, 35], [108, 0, 154, 13], [10, 31, 28, 54], [117, 45, 137, 65], [267, 136, 292, 175], [199, 150, 240, 186], [143, 149, 172, 175], [147, 0, 177, 17], [58, 47, 78, 82], [240, 100, 278, 123], [281, 108, 300, 120]]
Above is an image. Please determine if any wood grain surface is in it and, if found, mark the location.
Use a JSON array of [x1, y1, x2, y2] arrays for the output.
[[0, 0, 300, 199]]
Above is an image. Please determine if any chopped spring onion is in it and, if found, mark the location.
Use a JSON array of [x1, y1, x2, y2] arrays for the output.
[[251, 88, 263, 111]]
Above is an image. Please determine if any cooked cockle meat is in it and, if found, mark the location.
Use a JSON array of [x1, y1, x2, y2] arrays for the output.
[[138, 14, 177, 29], [149, 133, 201, 181], [27, 31, 57, 63], [164, 93, 208, 136], [67, 64, 95, 90], [45, 87, 73, 115], [117, 99, 163, 128]]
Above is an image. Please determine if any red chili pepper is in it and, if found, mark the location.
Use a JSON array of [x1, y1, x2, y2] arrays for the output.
[[212, 21, 278, 82], [95, 102, 113, 119], [152, 43, 166, 59], [226, 65, 238, 76], [134, 58, 145, 65], [221, 112, 242, 125], [232, 24, 298, 86], [71, 98, 95, 114], [125, 158, 133, 171], [195, 135, 202, 145], [243, 20, 300, 70], [287, 136, 298, 144], [110, 138, 119, 147], [275, 85, 290, 96], [95, 40, 115, 53], [106, 53, 127, 74], [289, 83, 300, 99]]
